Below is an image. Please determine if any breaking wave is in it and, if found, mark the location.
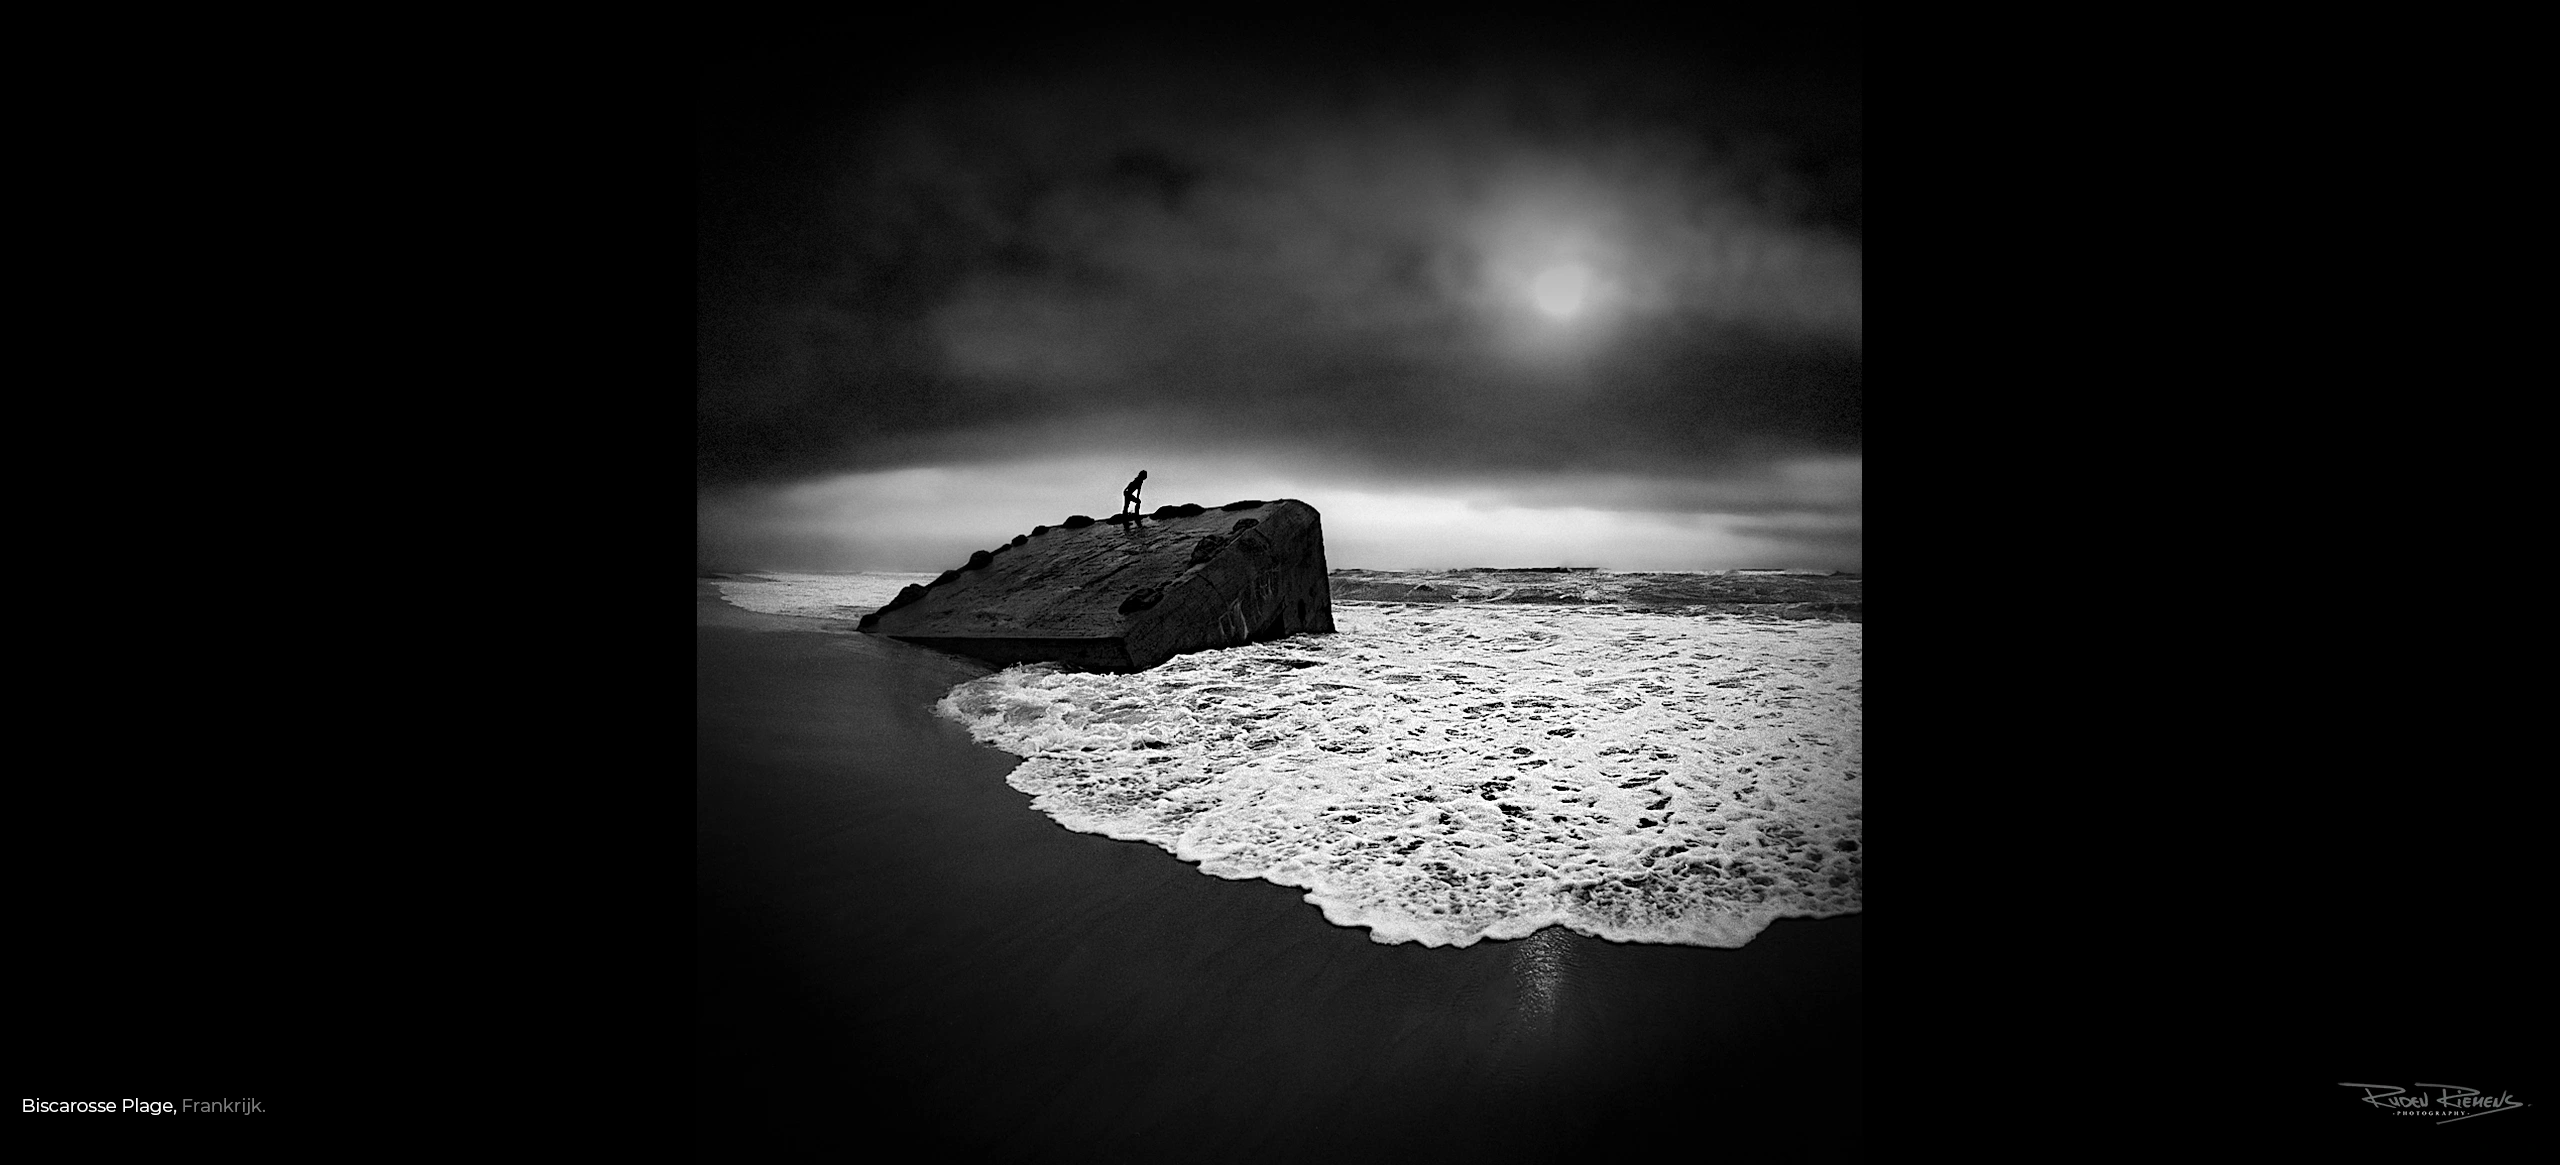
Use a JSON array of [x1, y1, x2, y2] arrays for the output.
[[710, 571, 937, 622], [937, 602, 1861, 948]]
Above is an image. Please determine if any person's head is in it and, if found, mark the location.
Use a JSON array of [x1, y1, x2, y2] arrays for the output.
[[1136, 470, 1148, 481]]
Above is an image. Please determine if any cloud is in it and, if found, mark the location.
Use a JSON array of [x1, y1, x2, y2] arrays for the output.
[[696, 449, 1860, 574], [698, 20, 1861, 490]]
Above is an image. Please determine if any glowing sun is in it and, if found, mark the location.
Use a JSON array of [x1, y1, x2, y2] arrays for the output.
[[1530, 264, 1592, 319]]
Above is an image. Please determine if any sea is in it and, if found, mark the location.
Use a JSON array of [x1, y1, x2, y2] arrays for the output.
[[708, 568, 1861, 950]]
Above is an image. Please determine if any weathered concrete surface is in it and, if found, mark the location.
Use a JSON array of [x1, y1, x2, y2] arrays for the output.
[[862, 500, 1336, 671]]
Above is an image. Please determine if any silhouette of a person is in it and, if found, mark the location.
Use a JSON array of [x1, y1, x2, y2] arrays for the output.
[[1122, 470, 1148, 517]]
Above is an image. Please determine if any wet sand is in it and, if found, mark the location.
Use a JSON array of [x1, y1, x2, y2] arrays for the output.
[[697, 587, 1861, 1161]]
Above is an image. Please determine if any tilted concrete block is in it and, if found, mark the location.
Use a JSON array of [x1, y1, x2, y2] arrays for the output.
[[861, 499, 1336, 671]]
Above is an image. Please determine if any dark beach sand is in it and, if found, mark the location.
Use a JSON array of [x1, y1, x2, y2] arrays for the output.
[[698, 586, 1861, 1162]]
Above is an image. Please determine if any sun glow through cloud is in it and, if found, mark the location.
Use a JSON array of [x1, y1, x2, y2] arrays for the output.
[[1531, 264, 1591, 318], [699, 25, 1861, 578]]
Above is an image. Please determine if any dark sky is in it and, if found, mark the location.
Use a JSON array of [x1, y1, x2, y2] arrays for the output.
[[698, 14, 1861, 572]]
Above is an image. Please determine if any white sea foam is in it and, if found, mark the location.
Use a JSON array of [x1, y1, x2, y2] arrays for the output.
[[936, 602, 1861, 948]]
